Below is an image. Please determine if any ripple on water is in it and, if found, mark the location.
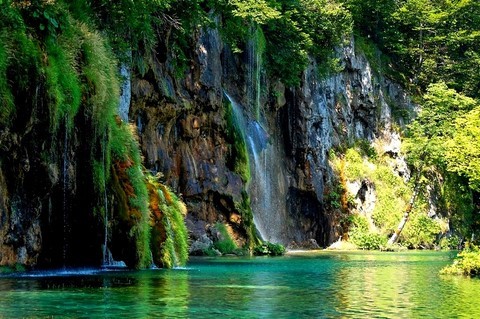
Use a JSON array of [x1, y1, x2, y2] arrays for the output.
[[0, 251, 479, 318]]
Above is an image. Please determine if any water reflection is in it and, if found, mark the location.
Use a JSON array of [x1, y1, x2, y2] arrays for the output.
[[0, 269, 191, 318], [1, 252, 479, 318], [329, 251, 480, 318]]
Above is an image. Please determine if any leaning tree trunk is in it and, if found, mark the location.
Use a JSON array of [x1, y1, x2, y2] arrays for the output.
[[387, 169, 423, 245]]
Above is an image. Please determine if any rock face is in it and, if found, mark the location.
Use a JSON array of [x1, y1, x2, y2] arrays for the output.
[[281, 40, 415, 244], [0, 98, 105, 267], [130, 32, 415, 247], [0, 25, 415, 267]]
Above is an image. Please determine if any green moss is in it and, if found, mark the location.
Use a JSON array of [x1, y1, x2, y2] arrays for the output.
[[107, 119, 153, 268], [45, 35, 81, 130], [236, 191, 261, 249], [0, 8, 42, 127], [159, 185, 189, 268], [147, 174, 189, 268], [225, 100, 251, 183], [213, 223, 237, 255], [0, 34, 14, 126], [78, 21, 119, 135]]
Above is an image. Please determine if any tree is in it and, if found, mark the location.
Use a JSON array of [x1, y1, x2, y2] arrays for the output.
[[405, 82, 480, 239], [405, 82, 477, 168], [229, 0, 281, 24], [445, 108, 480, 192]]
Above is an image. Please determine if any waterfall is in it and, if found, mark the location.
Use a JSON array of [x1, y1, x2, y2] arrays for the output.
[[246, 25, 263, 120], [102, 248, 127, 269], [98, 59, 130, 269], [118, 62, 131, 123], [102, 129, 108, 266], [62, 115, 69, 268], [225, 94, 289, 244]]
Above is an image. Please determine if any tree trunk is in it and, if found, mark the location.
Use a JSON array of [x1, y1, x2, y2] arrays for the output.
[[387, 171, 422, 245]]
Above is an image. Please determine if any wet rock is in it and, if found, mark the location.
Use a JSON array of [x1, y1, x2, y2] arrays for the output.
[[189, 234, 214, 256], [287, 238, 321, 250]]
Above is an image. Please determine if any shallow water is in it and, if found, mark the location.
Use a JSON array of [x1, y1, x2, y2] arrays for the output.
[[1, 251, 479, 318]]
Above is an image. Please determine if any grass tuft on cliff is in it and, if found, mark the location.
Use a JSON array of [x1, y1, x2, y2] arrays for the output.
[[225, 100, 251, 183], [213, 223, 238, 255], [110, 120, 152, 269], [147, 174, 189, 268]]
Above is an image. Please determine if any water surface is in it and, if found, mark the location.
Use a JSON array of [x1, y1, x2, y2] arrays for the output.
[[1, 250, 478, 318]]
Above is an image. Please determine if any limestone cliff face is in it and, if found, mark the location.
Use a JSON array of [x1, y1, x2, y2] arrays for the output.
[[0, 95, 105, 267], [282, 39, 415, 244], [130, 30, 415, 248], [130, 27, 248, 247], [0, 25, 415, 267]]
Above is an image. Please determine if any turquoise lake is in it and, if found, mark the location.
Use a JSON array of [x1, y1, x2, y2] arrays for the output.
[[1, 250, 479, 318]]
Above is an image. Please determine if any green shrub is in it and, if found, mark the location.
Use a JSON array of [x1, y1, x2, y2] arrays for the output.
[[348, 214, 387, 250], [401, 213, 443, 249], [441, 243, 480, 276], [331, 143, 411, 237], [263, 0, 352, 86], [343, 148, 367, 180], [438, 235, 462, 250], [253, 242, 286, 256]]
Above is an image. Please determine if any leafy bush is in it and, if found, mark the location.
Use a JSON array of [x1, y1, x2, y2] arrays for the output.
[[348, 215, 387, 250], [401, 213, 443, 249], [264, 0, 352, 86], [330, 143, 411, 238], [254, 242, 286, 256], [441, 243, 480, 276], [438, 235, 462, 250]]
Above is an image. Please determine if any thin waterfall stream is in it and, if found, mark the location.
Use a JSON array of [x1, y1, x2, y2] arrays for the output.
[[225, 93, 289, 244], [62, 116, 69, 268], [223, 26, 290, 244], [102, 129, 108, 266]]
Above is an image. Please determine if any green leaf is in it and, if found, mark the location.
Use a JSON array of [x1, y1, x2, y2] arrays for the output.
[[50, 18, 58, 29]]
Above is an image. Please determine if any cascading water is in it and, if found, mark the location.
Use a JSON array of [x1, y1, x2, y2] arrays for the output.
[[118, 62, 131, 123], [98, 64, 129, 269], [225, 94, 290, 244], [246, 25, 263, 120], [102, 129, 109, 266], [62, 115, 69, 268]]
